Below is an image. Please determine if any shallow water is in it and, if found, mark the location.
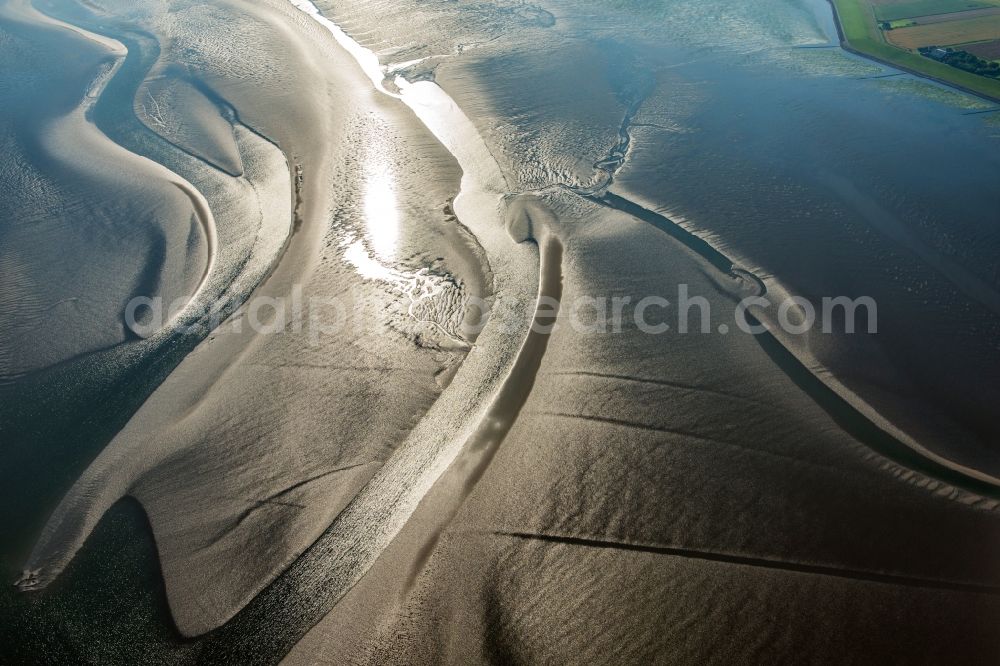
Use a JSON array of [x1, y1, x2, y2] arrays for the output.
[[1, 0, 501, 659], [406, 0, 1000, 477]]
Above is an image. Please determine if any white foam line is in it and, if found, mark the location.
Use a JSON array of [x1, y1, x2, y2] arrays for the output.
[[288, 0, 389, 94], [288, 0, 508, 196], [276, 0, 547, 627]]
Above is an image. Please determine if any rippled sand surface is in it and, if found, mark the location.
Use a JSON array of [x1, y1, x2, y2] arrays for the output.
[[6, 0, 516, 640], [291, 194, 1000, 664], [3, 0, 1000, 663]]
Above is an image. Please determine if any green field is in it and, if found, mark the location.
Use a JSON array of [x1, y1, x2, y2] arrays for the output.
[[831, 0, 1000, 101], [887, 14, 1000, 50], [873, 0, 1000, 22]]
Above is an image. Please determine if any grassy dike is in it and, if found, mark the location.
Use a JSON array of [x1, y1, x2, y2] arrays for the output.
[[829, 0, 1000, 103]]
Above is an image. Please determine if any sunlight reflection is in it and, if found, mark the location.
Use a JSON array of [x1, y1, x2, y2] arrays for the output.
[[344, 239, 399, 282], [363, 166, 399, 261]]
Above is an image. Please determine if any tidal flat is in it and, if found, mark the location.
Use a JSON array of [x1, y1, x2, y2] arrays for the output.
[[1, 0, 999, 663]]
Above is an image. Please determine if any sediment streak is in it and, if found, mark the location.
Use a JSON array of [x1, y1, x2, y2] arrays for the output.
[[5, 0, 218, 334], [159, 1, 547, 657]]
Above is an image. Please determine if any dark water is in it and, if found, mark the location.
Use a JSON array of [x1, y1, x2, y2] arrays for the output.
[[0, 1, 283, 661], [613, 41, 1000, 475], [0, 0, 191, 573], [0, 7, 200, 662], [384, 0, 1000, 482]]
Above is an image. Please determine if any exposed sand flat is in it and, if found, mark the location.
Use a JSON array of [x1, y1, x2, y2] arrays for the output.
[[138, 77, 245, 178], [7, 0, 1000, 661], [405, 0, 1000, 486], [0, 0, 214, 377], [285, 193, 1000, 665], [243, 0, 1000, 660], [15, 0, 366, 634], [19, 0, 535, 639], [0, 7, 300, 620]]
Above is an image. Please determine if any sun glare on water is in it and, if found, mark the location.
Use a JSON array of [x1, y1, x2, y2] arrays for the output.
[[363, 166, 400, 261]]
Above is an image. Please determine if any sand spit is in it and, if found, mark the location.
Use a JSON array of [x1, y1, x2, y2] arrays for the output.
[[586, 188, 1000, 492], [155, 1, 543, 653], [403, 205, 563, 592], [17, 0, 217, 322], [0, 0, 218, 379], [285, 192, 1000, 665], [20, 0, 534, 640]]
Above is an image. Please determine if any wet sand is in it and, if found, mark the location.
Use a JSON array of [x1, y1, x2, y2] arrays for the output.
[[0, 0, 214, 378], [283, 1, 1000, 664], [286, 192, 1000, 666], [5, 0, 1000, 662], [14, 0, 534, 642]]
